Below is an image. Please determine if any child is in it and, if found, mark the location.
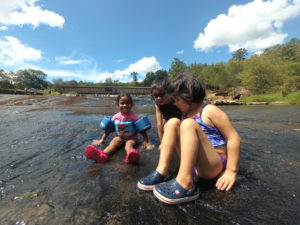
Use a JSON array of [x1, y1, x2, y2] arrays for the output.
[[137, 72, 241, 204], [151, 78, 181, 143], [85, 93, 152, 164]]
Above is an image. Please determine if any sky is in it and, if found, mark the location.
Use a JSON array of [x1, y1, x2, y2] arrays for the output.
[[0, 0, 300, 83]]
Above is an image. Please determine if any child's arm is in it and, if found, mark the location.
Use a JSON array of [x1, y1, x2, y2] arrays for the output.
[[92, 131, 110, 146], [206, 105, 241, 191], [217, 129, 240, 191], [141, 131, 154, 149], [155, 105, 164, 142]]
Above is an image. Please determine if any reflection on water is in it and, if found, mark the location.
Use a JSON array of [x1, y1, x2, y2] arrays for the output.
[[0, 95, 299, 225]]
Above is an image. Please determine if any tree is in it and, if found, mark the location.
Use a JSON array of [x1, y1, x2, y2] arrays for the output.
[[52, 78, 64, 92], [238, 55, 284, 94], [231, 48, 248, 60], [64, 80, 78, 86], [168, 58, 187, 79], [104, 77, 113, 85], [187, 63, 207, 78], [0, 69, 14, 89], [14, 69, 48, 89], [131, 71, 138, 85], [280, 39, 300, 61], [213, 62, 230, 89], [225, 60, 244, 87], [142, 70, 168, 86]]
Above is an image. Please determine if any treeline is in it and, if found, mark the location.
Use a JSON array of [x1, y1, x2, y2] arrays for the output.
[[166, 38, 300, 95], [1, 38, 300, 95]]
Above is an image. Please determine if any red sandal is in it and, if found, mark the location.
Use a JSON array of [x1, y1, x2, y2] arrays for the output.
[[124, 149, 139, 164], [85, 145, 108, 163]]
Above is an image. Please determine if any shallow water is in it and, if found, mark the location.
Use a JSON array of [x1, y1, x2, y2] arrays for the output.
[[0, 95, 299, 225]]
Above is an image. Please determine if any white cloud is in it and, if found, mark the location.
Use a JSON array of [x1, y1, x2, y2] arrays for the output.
[[194, 0, 300, 53], [117, 58, 125, 63], [96, 56, 162, 83], [254, 50, 263, 55], [0, 26, 8, 30], [0, 36, 42, 66], [0, 54, 161, 83], [123, 57, 161, 75], [44, 69, 100, 82], [176, 50, 184, 54], [40, 56, 162, 83], [55, 56, 92, 65], [0, 0, 65, 28]]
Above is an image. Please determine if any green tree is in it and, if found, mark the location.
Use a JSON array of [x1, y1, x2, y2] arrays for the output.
[[142, 70, 168, 86], [231, 48, 248, 60], [52, 78, 64, 92], [225, 60, 244, 86], [14, 69, 48, 89], [213, 62, 230, 89], [238, 55, 284, 94], [104, 77, 113, 85], [198, 65, 218, 90], [0, 69, 14, 89], [168, 58, 187, 79], [187, 63, 207, 79], [131, 71, 138, 86], [63, 80, 78, 86]]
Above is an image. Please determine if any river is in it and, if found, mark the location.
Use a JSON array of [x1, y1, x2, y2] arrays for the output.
[[0, 95, 299, 225]]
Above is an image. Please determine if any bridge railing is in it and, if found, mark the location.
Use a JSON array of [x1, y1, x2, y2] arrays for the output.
[[61, 86, 152, 95]]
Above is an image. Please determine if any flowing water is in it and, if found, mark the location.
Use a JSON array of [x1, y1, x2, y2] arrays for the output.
[[0, 95, 299, 225]]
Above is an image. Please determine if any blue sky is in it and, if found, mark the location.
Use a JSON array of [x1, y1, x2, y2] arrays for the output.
[[0, 0, 300, 83]]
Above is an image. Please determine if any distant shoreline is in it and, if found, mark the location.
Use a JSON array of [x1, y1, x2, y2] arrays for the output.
[[0, 93, 291, 107]]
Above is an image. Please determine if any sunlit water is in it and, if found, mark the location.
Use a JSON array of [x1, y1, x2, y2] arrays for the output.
[[0, 95, 299, 225]]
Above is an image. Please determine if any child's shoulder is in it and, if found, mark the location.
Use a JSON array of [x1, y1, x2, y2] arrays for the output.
[[203, 104, 225, 117], [112, 112, 122, 120], [128, 111, 140, 120]]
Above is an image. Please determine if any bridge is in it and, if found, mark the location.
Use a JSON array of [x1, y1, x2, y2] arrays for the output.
[[61, 86, 152, 95]]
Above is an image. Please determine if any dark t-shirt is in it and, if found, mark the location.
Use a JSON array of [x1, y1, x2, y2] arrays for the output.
[[157, 101, 182, 120]]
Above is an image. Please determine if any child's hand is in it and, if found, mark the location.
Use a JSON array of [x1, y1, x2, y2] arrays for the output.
[[143, 142, 155, 150], [92, 139, 104, 146], [215, 169, 237, 191]]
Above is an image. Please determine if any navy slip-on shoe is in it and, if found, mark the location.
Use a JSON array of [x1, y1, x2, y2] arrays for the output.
[[153, 178, 200, 204], [137, 170, 172, 191]]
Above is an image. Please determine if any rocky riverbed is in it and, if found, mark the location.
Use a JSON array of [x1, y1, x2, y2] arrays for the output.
[[0, 94, 299, 225]]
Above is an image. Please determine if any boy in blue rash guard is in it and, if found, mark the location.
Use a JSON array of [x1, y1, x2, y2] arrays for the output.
[[138, 72, 241, 204]]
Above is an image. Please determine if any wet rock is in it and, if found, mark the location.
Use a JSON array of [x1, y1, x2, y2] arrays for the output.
[[246, 102, 269, 105], [0, 95, 299, 225]]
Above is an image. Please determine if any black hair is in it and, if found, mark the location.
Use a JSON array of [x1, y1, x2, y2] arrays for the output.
[[167, 72, 206, 104], [116, 92, 134, 105], [151, 77, 168, 93]]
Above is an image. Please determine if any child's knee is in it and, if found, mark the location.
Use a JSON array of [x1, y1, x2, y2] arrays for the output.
[[164, 118, 180, 129], [111, 137, 123, 146], [180, 118, 197, 131]]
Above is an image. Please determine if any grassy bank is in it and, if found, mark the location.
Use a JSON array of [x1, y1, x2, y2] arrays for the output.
[[240, 91, 300, 105]]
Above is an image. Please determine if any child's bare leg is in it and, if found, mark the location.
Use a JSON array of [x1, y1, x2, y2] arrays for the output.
[[124, 139, 137, 154], [156, 118, 181, 176], [176, 118, 223, 190], [103, 136, 124, 155]]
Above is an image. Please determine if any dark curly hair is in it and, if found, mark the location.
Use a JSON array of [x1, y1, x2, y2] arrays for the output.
[[167, 72, 206, 104], [116, 92, 134, 105], [150, 77, 168, 93]]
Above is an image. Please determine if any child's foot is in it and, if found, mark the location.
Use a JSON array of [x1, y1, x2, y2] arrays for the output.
[[137, 170, 172, 191], [85, 145, 108, 163], [153, 178, 200, 204], [124, 149, 139, 164]]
